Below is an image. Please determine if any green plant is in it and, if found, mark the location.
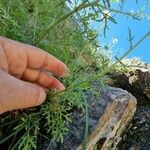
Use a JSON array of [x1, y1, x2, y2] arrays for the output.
[[0, 0, 108, 149], [0, 0, 150, 149]]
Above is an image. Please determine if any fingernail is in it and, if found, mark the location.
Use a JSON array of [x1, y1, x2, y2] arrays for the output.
[[62, 67, 70, 77], [58, 83, 65, 91], [37, 89, 46, 105]]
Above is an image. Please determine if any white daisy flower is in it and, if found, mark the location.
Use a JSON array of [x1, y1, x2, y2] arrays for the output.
[[112, 38, 118, 44]]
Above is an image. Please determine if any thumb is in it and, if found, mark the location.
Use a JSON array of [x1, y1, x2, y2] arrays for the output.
[[0, 69, 46, 114]]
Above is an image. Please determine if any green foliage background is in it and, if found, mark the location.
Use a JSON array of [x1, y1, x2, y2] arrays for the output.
[[1, 0, 149, 149], [0, 0, 109, 149]]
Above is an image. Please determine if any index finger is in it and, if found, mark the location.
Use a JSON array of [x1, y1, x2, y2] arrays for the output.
[[2, 37, 69, 77], [25, 44, 69, 77]]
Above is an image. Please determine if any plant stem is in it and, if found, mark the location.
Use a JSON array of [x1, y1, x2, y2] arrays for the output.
[[82, 95, 89, 150], [50, 30, 150, 96], [38, 0, 138, 42], [98, 4, 141, 20], [113, 31, 150, 66], [37, 0, 90, 41]]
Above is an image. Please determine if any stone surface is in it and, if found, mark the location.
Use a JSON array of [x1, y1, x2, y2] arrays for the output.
[[108, 69, 150, 103], [38, 86, 137, 150], [107, 67, 150, 150], [118, 105, 150, 150], [129, 69, 150, 99]]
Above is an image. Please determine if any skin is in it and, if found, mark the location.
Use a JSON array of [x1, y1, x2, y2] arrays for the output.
[[0, 36, 69, 114]]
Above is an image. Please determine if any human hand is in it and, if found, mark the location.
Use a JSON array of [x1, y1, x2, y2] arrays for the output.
[[0, 36, 69, 114]]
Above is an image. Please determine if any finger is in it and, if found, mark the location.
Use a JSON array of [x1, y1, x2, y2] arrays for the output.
[[0, 69, 46, 114], [32, 83, 49, 93], [25, 46, 69, 77], [22, 68, 65, 91], [1, 37, 69, 77]]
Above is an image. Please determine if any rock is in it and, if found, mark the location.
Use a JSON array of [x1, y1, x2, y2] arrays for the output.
[[129, 69, 150, 99], [107, 69, 150, 105], [38, 86, 137, 150], [77, 87, 137, 150], [118, 105, 150, 150], [107, 66, 150, 150]]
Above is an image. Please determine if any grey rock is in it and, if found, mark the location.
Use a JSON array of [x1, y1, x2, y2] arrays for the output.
[[38, 86, 137, 150]]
